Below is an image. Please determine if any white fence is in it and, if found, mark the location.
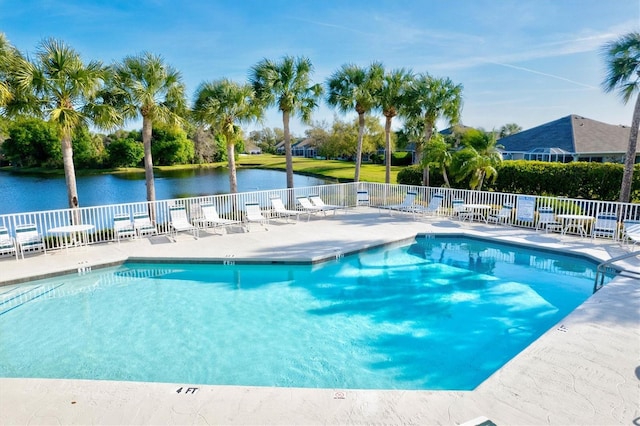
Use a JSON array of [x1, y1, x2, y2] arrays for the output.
[[1, 182, 639, 252]]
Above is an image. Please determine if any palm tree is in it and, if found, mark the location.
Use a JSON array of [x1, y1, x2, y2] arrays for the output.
[[499, 123, 522, 138], [10, 38, 119, 212], [193, 79, 261, 193], [326, 62, 384, 182], [378, 68, 413, 183], [0, 33, 18, 107], [453, 130, 503, 190], [602, 32, 640, 203], [250, 56, 323, 189], [404, 74, 463, 186], [422, 133, 452, 187], [110, 52, 187, 203]]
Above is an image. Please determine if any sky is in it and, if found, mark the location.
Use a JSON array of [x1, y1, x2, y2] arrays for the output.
[[1, 0, 639, 135]]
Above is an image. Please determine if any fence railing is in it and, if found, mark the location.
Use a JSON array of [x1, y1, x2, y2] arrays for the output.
[[1, 182, 639, 253]]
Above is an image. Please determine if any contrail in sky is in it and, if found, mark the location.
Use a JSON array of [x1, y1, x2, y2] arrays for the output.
[[488, 61, 597, 89]]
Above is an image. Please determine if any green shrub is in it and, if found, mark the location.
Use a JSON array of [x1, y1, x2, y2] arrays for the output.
[[399, 160, 640, 202], [391, 151, 413, 166], [396, 165, 445, 187]]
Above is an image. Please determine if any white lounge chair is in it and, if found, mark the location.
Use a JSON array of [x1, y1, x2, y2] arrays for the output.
[[0, 226, 17, 260], [270, 196, 300, 223], [169, 205, 199, 241], [591, 213, 618, 239], [622, 220, 640, 247], [296, 196, 324, 217], [15, 224, 46, 259], [487, 203, 513, 225], [416, 193, 444, 217], [113, 214, 135, 242], [380, 191, 418, 216], [193, 203, 241, 234], [244, 202, 268, 231], [309, 195, 342, 215], [536, 207, 562, 233]]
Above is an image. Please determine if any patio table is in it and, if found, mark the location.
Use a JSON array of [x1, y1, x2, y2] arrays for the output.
[[557, 214, 594, 237], [462, 204, 492, 223], [48, 224, 95, 251]]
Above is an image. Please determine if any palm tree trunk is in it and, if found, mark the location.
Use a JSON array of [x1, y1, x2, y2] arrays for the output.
[[422, 118, 435, 187], [61, 132, 80, 223], [441, 166, 450, 187], [283, 110, 294, 189], [619, 94, 640, 203], [384, 115, 392, 184], [227, 137, 238, 193], [355, 113, 365, 182], [142, 117, 156, 202]]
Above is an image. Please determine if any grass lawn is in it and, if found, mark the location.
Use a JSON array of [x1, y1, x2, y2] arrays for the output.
[[236, 154, 401, 183]]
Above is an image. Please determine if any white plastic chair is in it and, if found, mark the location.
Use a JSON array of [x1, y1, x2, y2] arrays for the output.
[[193, 203, 241, 234], [113, 214, 135, 242], [169, 205, 199, 241], [270, 196, 300, 223], [452, 198, 471, 221], [536, 207, 562, 233], [133, 211, 158, 238], [296, 196, 324, 218], [488, 203, 513, 225], [15, 224, 46, 259], [418, 193, 444, 217], [380, 191, 418, 217], [622, 220, 640, 247], [0, 226, 17, 260], [244, 202, 269, 231], [309, 195, 341, 216], [591, 213, 618, 240]]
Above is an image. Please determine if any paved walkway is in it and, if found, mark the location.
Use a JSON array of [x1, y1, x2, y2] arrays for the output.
[[1, 208, 639, 425]]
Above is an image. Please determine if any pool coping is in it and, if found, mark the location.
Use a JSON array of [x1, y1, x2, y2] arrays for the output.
[[0, 210, 638, 425]]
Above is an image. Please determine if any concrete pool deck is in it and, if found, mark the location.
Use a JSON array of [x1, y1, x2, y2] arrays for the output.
[[0, 208, 639, 425]]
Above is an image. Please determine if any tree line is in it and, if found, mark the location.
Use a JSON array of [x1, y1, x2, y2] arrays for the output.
[[0, 33, 474, 212], [2, 30, 639, 212]]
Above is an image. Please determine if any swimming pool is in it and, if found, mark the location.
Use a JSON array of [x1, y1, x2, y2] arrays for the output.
[[0, 236, 608, 390]]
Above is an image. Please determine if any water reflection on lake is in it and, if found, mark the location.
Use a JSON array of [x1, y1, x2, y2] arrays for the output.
[[0, 168, 332, 214]]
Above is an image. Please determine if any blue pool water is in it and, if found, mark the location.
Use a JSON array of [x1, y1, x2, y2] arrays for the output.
[[0, 236, 605, 390]]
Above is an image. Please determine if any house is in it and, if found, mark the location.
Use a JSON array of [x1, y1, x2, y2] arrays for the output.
[[498, 114, 637, 163], [275, 138, 317, 158]]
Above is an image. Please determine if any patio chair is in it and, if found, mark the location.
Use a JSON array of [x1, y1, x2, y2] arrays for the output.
[[296, 196, 325, 217], [622, 220, 640, 247], [193, 203, 241, 234], [487, 203, 513, 225], [133, 211, 158, 238], [270, 196, 301, 223], [15, 223, 46, 259], [244, 202, 268, 231], [309, 195, 342, 215], [591, 213, 618, 240], [536, 207, 562, 233], [452, 198, 472, 221], [356, 190, 370, 207], [416, 193, 444, 217], [113, 213, 136, 243], [0, 226, 17, 260], [169, 205, 199, 241], [379, 191, 418, 215]]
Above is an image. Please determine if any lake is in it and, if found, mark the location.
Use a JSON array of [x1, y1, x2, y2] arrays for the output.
[[0, 168, 333, 215]]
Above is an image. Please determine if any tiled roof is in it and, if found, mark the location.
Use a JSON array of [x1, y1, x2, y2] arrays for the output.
[[499, 115, 635, 154]]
